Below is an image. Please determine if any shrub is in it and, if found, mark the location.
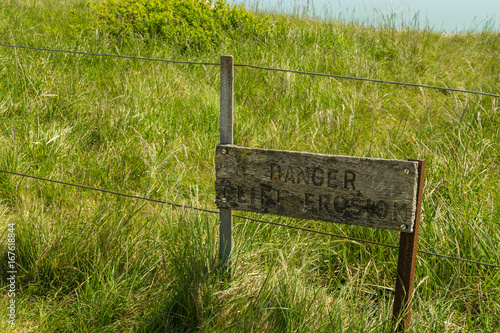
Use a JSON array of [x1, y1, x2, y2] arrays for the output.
[[90, 0, 284, 51]]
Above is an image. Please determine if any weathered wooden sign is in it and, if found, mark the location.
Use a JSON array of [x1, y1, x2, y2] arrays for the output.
[[215, 145, 419, 232]]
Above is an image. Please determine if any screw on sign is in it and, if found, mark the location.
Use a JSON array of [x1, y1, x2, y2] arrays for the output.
[[215, 145, 420, 233], [216, 55, 425, 332]]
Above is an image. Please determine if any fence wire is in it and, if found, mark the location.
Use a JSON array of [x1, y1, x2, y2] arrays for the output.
[[0, 43, 220, 66], [0, 169, 218, 214], [2, 43, 500, 98], [1, 169, 499, 269], [234, 63, 500, 98], [1, 43, 499, 269]]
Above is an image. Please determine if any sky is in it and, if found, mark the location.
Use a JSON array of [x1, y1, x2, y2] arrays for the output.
[[225, 0, 500, 32]]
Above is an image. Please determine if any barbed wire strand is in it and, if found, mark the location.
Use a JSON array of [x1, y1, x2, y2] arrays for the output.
[[416, 250, 500, 268], [2, 44, 499, 268], [232, 213, 399, 249], [0, 169, 218, 214], [233, 214, 500, 268], [1, 169, 499, 269], [233, 63, 500, 98], [2, 44, 500, 98], [0, 44, 220, 66]]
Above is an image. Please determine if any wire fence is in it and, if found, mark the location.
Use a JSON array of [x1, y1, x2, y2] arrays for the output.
[[1, 43, 499, 270], [2, 43, 500, 98], [1, 169, 498, 269], [0, 44, 220, 66]]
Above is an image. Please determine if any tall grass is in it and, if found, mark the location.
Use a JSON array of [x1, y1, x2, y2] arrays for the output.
[[0, 0, 499, 332]]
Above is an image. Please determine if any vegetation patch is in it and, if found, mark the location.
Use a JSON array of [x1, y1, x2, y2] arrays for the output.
[[1, 0, 499, 331], [90, 0, 286, 51]]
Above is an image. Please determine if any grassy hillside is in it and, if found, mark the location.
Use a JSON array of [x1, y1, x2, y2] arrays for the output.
[[0, 0, 499, 331]]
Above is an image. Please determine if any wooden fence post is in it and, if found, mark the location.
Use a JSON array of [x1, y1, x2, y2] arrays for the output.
[[392, 159, 426, 331], [219, 55, 234, 273]]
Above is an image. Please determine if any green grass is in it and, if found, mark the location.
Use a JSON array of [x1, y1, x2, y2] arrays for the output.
[[0, 0, 499, 331]]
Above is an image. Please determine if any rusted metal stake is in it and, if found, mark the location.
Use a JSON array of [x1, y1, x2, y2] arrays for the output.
[[219, 55, 234, 274], [393, 159, 426, 331]]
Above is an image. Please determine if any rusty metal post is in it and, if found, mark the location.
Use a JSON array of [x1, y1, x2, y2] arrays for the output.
[[219, 55, 233, 273], [393, 159, 426, 331]]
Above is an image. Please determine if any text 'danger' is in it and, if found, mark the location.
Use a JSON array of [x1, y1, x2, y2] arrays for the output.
[[216, 145, 419, 232]]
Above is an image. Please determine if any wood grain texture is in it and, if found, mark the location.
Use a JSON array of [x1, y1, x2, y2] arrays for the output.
[[216, 145, 419, 232], [393, 159, 426, 330], [218, 55, 234, 273]]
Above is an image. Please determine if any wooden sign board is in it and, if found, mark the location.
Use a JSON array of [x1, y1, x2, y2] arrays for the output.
[[215, 145, 419, 233]]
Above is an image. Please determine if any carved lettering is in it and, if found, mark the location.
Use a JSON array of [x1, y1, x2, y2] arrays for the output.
[[334, 196, 347, 214], [259, 186, 281, 207], [312, 167, 324, 186], [344, 170, 356, 190], [350, 198, 363, 215], [284, 166, 295, 183], [224, 183, 398, 221], [267, 163, 359, 192], [261, 186, 272, 206], [304, 193, 315, 210], [270, 163, 281, 181], [327, 169, 338, 188], [224, 183, 399, 221], [393, 202, 408, 222], [376, 200, 388, 219], [217, 146, 419, 232], [296, 167, 310, 184], [318, 194, 331, 213]]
